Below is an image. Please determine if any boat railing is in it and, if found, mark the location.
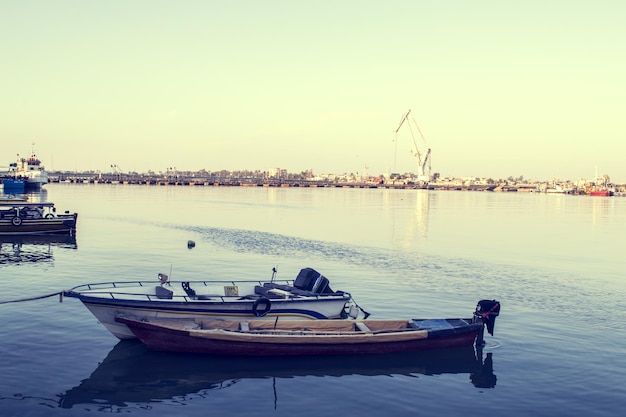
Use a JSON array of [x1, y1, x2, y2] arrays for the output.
[[67, 279, 296, 299], [66, 279, 351, 302], [71, 279, 296, 291]]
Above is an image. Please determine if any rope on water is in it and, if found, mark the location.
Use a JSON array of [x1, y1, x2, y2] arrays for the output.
[[0, 291, 64, 305]]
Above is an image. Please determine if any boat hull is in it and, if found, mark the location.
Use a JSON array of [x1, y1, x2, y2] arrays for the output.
[[23, 173, 48, 189], [589, 190, 612, 196], [64, 269, 356, 340], [116, 317, 482, 356], [2, 179, 25, 193], [66, 292, 351, 340], [0, 214, 78, 235]]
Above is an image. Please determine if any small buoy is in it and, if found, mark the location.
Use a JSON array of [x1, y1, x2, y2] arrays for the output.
[[187, 240, 196, 249]]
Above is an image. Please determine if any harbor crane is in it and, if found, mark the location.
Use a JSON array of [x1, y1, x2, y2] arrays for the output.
[[393, 109, 432, 183], [110, 164, 122, 181]]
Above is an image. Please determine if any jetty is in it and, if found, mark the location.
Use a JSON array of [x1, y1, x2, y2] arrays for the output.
[[44, 171, 621, 194]]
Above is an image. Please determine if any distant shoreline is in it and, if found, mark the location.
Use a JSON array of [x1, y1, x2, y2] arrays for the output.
[[41, 172, 623, 195]]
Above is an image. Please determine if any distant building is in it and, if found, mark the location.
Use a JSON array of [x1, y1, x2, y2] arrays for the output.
[[268, 168, 287, 178]]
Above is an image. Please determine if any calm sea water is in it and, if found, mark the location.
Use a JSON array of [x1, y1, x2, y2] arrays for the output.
[[1, 184, 625, 416]]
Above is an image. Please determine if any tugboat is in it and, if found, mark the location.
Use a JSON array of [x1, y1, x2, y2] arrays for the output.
[[8, 144, 49, 190]]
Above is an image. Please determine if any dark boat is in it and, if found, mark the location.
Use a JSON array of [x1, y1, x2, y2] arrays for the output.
[[116, 300, 500, 356], [0, 202, 78, 235]]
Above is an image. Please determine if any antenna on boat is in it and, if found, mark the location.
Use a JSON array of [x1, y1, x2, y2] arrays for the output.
[[270, 266, 277, 283]]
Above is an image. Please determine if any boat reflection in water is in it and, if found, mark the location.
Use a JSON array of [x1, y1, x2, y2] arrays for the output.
[[59, 340, 497, 410], [0, 234, 77, 265]]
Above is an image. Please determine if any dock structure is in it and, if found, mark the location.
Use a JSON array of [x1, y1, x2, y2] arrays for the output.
[[47, 172, 626, 194], [33, 170, 624, 195], [46, 173, 523, 192], [49, 173, 412, 189]]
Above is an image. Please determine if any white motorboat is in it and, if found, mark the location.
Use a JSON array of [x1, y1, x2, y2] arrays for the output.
[[63, 268, 362, 340]]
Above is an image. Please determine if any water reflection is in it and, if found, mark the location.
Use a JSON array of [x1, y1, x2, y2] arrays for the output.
[[0, 234, 77, 265], [58, 341, 496, 410], [390, 190, 431, 249]]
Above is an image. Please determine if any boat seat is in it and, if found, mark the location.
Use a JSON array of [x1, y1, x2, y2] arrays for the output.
[[262, 282, 314, 296], [155, 286, 173, 299], [263, 282, 292, 291], [264, 281, 337, 297], [267, 288, 292, 297], [254, 286, 288, 299]]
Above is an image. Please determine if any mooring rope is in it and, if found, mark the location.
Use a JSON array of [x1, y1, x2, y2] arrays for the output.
[[0, 291, 63, 305]]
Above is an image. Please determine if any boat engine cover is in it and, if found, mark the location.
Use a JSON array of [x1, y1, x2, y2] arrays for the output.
[[294, 268, 334, 294], [475, 299, 500, 335]]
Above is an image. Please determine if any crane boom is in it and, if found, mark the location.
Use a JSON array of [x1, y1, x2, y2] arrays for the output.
[[392, 109, 432, 183], [395, 110, 411, 133]]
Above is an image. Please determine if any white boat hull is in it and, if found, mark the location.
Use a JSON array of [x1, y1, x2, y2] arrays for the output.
[[24, 172, 49, 189], [79, 297, 350, 339], [64, 274, 354, 340]]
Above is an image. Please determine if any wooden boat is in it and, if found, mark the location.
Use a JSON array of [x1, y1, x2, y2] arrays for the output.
[[63, 268, 361, 340], [115, 300, 501, 356], [0, 202, 78, 235]]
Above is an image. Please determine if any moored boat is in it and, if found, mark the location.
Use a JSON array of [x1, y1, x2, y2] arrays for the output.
[[115, 300, 501, 356], [0, 202, 78, 235], [589, 190, 612, 196], [2, 179, 25, 193], [63, 268, 362, 340], [6, 146, 49, 190]]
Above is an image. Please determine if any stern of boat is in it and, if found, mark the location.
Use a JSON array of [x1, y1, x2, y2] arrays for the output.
[[473, 299, 501, 345]]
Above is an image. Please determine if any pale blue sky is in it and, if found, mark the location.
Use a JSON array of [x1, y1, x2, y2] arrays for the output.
[[2, 1, 624, 182]]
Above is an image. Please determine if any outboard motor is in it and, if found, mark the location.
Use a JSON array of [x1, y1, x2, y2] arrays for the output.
[[294, 268, 334, 294], [475, 299, 500, 335]]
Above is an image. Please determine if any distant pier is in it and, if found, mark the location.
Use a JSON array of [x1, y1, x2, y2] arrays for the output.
[[45, 173, 622, 195], [47, 173, 527, 192]]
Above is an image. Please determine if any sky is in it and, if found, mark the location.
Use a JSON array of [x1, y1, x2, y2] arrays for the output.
[[2, 1, 625, 182]]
